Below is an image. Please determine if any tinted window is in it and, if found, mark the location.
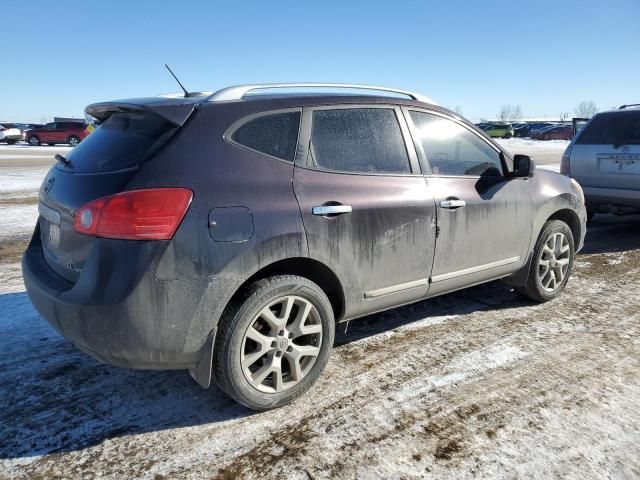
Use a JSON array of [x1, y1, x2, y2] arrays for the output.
[[231, 111, 300, 162], [64, 112, 174, 173], [410, 111, 503, 176], [309, 108, 410, 174], [576, 111, 640, 146]]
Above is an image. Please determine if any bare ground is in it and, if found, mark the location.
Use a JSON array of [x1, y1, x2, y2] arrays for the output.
[[0, 215, 638, 479]]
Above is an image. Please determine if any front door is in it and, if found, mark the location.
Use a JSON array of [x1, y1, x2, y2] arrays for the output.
[[404, 108, 532, 296], [294, 105, 437, 319]]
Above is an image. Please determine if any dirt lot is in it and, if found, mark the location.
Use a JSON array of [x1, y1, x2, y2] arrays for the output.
[[0, 143, 638, 479]]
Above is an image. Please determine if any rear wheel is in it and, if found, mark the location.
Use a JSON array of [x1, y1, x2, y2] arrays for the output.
[[68, 135, 80, 147], [213, 275, 335, 410], [28, 135, 40, 146], [517, 220, 575, 302], [504, 132, 513, 139]]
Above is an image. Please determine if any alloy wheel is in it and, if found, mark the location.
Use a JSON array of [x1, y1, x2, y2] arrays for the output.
[[241, 295, 323, 393], [537, 232, 571, 292]]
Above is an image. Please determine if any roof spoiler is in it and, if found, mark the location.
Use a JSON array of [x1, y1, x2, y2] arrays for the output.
[[85, 97, 202, 126]]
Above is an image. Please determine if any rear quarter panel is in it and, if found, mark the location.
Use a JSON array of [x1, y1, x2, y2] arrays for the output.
[[127, 103, 308, 345]]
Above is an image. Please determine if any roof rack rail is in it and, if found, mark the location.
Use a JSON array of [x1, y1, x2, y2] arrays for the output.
[[619, 103, 640, 109], [207, 83, 437, 105]]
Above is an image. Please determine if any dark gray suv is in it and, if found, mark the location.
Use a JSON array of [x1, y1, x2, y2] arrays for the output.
[[22, 83, 587, 410]]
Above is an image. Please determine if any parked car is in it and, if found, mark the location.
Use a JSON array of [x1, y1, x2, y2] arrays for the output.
[[481, 123, 514, 138], [23, 83, 586, 410], [25, 121, 89, 146], [562, 106, 640, 219], [0, 124, 22, 144], [514, 122, 555, 138], [532, 124, 573, 140]]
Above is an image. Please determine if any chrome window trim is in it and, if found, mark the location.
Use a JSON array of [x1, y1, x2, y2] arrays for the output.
[[223, 107, 303, 164]]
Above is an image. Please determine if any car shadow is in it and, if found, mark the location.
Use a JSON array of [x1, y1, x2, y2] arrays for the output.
[[0, 214, 637, 460]]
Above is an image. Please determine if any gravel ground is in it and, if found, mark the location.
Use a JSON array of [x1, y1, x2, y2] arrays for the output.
[[0, 142, 638, 479]]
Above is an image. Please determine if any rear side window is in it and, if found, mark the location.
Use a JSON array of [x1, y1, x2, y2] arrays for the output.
[[309, 108, 410, 174], [576, 111, 640, 146], [230, 111, 301, 162], [64, 112, 174, 173], [410, 111, 503, 176]]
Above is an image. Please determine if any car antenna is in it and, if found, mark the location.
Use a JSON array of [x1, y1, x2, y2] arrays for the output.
[[164, 64, 190, 97]]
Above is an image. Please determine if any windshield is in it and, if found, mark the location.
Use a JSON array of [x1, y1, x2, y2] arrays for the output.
[[63, 112, 174, 173], [576, 111, 640, 147]]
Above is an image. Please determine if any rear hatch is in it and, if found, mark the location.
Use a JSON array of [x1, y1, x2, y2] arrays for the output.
[[37, 99, 196, 282], [571, 110, 640, 190]]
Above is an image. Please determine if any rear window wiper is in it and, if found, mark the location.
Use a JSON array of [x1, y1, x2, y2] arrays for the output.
[[55, 154, 72, 168]]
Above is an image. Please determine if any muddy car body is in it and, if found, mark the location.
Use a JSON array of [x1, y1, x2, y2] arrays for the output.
[[23, 84, 586, 409]]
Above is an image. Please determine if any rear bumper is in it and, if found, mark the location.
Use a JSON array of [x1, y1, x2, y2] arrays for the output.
[[582, 186, 640, 209], [22, 234, 214, 371]]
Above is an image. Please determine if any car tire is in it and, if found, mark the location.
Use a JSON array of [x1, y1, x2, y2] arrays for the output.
[[7, 139, 17, 145], [517, 220, 575, 303], [28, 136, 40, 146], [68, 135, 80, 147], [213, 275, 335, 411], [504, 133, 513, 139]]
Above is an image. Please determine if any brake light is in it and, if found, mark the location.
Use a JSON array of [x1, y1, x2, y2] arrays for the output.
[[560, 145, 572, 176], [74, 188, 193, 240]]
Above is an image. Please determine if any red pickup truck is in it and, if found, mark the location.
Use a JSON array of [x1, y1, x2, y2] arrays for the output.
[[25, 122, 89, 147]]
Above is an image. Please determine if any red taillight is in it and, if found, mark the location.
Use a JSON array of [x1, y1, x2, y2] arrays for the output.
[[74, 188, 193, 240]]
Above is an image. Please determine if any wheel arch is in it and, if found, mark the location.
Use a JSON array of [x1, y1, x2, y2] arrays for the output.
[[547, 208, 581, 246], [224, 257, 345, 324]]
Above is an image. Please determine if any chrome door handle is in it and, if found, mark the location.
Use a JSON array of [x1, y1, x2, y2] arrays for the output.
[[312, 205, 353, 216], [440, 199, 466, 209]]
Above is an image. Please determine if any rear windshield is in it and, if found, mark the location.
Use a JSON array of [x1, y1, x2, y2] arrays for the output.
[[63, 112, 174, 172], [576, 111, 640, 147]]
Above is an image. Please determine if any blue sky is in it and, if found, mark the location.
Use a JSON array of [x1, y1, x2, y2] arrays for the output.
[[2, 0, 639, 122]]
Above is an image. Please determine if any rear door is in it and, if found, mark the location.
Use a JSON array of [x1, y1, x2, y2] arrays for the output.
[[571, 110, 640, 190], [293, 105, 436, 319], [404, 108, 532, 296], [42, 122, 58, 143]]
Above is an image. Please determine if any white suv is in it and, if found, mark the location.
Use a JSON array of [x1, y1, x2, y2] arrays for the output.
[[562, 106, 640, 219]]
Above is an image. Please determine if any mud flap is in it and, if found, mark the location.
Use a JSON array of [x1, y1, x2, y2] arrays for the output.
[[189, 329, 216, 388]]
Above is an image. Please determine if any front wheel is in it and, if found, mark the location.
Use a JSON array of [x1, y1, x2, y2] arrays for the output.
[[517, 220, 575, 302], [68, 135, 80, 147], [28, 136, 40, 146], [213, 275, 335, 410], [504, 132, 513, 139]]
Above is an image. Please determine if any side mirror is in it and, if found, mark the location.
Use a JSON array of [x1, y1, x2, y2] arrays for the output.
[[512, 154, 535, 178]]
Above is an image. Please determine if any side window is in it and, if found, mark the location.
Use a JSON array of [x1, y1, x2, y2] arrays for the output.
[[309, 108, 411, 174], [410, 111, 503, 177], [230, 111, 301, 162]]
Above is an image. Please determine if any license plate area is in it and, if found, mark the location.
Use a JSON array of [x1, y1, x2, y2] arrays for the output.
[[599, 155, 640, 175]]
